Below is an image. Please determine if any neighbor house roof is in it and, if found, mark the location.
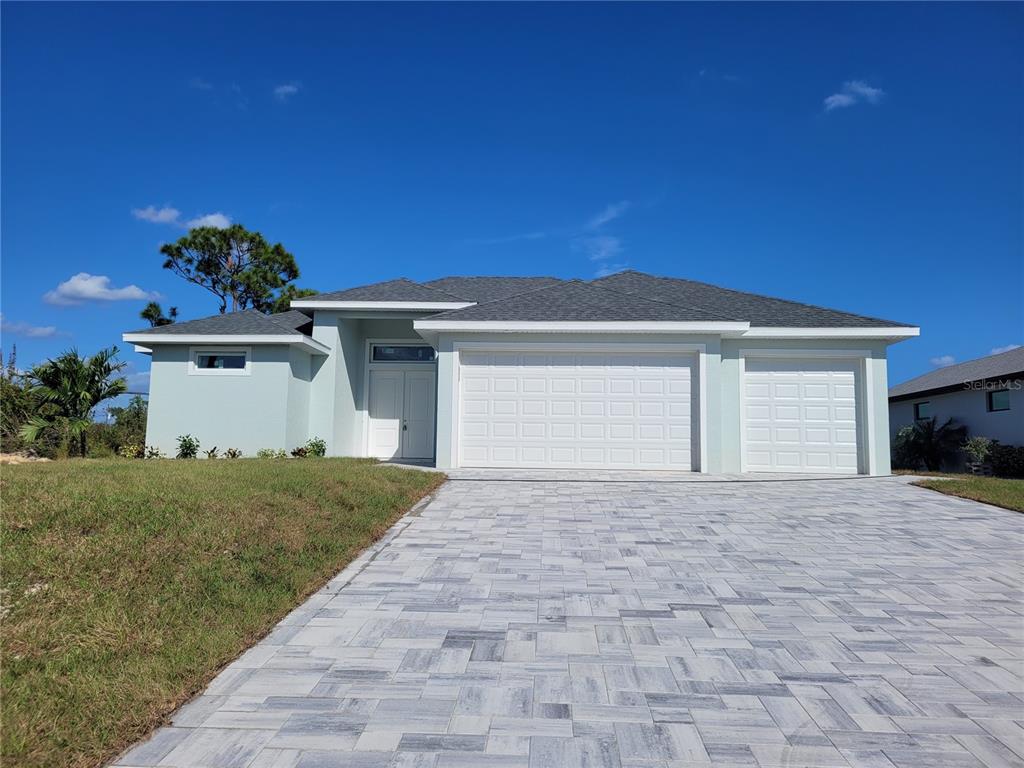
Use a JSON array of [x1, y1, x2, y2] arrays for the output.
[[889, 347, 1024, 400], [593, 271, 909, 328], [126, 309, 313, 337]]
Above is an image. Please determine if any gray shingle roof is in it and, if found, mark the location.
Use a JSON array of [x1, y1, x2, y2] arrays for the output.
[[304, 278, 465, 302], [422, 276, 564, 303], [128, 309, 312, 336], [593, 270, 909, 328], [426, 279, 734, 322], [889, 347, 1024, 399]]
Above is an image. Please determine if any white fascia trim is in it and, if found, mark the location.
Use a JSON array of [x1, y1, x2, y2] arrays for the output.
[[414, 320, 750, 333], [122, 333, 331, 355], [291, 300, 475, 311], [132, 344, 153, 354], [743, 326, 920, 339]]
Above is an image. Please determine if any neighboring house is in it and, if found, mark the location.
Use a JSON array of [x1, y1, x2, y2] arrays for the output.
[[123, 271, 918, 475], [889, 347, 1024, 448]]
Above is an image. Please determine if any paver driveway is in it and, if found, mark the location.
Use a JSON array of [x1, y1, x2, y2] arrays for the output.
[[116, 477, 1024, 768]]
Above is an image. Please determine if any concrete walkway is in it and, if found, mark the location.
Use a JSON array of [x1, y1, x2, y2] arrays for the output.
[[115, 477, 1023, 768]]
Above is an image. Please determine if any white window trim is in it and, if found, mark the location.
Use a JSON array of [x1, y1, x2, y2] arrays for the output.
[[188, 346, 252, 377], [361, 339, 438, 458], [737, 348, 875, 475], [449, 341, 707, 473], [292, 300, 474, 311]]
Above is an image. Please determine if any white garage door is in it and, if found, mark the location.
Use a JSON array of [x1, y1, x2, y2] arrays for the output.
[[459, 350, 696, 469], [743, 358, 860, 474]]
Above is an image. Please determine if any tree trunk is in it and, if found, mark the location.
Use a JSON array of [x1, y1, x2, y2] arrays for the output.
[[80, 432, 87, 458]]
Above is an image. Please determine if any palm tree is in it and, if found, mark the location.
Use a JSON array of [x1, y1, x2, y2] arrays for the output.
[[140, 301, 178, 327], [910, 417, 968, 471], [19, 347, 127, 457]]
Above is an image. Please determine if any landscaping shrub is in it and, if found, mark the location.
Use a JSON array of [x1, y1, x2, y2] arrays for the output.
[[963, 436, 993, 465], [118, 443, 145, 459], [175, 434, 200, 459], [223, 448, 243, 459], [989, 442, 1024, 478], [291, 446, 309, 458], [145, 446, 164, 459], [204, 447, 219, 459], [256, 448, 287, 459], [891, 426, 917, 470], [305, 436, 327, 457]]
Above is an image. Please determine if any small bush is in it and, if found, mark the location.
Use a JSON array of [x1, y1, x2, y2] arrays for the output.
[[176, 434, 200, 459], [891, 426, 917, 470], [291, 446, 309, 458], [962, 436, 992, 465], [145, 445, 164, 459], [204, 447, 219, 459], [118, 443, 144, 459], [989, 442, 1024, 479], [305, 436, 327, 457], [223, 448, 243, 459], [256, 448, 287, 459]]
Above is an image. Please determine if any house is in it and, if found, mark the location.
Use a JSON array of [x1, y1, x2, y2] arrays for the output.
[[889, 347, 1024, 448], [123, 271, 918, 474]]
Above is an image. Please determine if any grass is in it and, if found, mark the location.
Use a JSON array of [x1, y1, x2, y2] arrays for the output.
[[0, 458, 444, 768], [912, 474, 1024, 513]]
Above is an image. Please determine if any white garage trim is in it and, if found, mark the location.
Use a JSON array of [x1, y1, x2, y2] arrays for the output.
[[738, 348, 875, 475], [451, 341, 707, 472]]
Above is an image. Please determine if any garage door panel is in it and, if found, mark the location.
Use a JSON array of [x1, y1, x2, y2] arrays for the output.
[[744, 360, 860, 474], [459, 350, 696, 470]]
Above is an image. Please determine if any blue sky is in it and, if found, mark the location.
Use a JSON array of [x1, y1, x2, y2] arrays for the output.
[[2, 2, 1021, 405]]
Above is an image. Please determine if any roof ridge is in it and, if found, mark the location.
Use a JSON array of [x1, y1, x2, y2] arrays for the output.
[[628, 270, 909, 327], [425, 280, 570, 320], [394, 277, 469, 302], [585, 274, 735, 321]]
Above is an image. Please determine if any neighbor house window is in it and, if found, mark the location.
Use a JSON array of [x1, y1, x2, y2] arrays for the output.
[[913, 401, 932, 420], [190, 347, 250, 376], [371, 345, 436, 363], [987, 389, 1010, 412]]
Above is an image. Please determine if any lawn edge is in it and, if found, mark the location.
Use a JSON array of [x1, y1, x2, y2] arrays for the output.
[[107, 470, 446, 768], [911, 479, 1024, 514]]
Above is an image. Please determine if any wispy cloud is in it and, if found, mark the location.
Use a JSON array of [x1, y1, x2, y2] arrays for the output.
[[132, 205, 181, 224], [133, 205, 231, 230], [991, 344, 1021, 355], [585, 201, 630, 231], [576, 235, 623, 262], [273, 82, 301, 102], [594, 263, 629, 279], [0, 314, 60, 338], [824, 80, 885, 112], [185, 212, 231, 229], [930, 354, 957, 368], [189, 77, 214, 91], [44, 273, 157, 306]]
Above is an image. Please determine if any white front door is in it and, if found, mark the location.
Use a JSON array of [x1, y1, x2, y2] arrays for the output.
[[368, 369, 436, 460], [743, 358, 860, 474], [458, 350, 696, 470]]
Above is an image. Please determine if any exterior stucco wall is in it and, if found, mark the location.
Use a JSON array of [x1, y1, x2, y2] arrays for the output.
[[889, 385, 1024, 447], [307, 312, 427, 456], [145, 344, 313, 456]]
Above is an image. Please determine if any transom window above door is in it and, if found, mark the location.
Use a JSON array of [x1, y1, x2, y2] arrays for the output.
[[371, 344, 436, 363]]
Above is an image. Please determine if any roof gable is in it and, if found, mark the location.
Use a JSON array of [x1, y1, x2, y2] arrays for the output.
[[594, 270, 908, 328]]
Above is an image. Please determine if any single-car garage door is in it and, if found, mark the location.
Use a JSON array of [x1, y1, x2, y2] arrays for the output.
[[458, 350, 697, 469], [743, 358, 860, 474]]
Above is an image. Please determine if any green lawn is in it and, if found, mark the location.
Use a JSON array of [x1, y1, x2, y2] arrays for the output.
[[0, 458, 444, 768], [913, 474, 1024, 513]]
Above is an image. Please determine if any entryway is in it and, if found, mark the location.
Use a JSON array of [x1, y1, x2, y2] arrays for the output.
[[368, 368, 436, 460]]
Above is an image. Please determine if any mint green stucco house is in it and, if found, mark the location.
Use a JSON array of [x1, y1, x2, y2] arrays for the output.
[[124, 271, 918, 474]]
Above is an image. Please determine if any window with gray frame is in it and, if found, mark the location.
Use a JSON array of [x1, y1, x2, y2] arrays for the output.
[[913, 401, 932, 420], [987, 389, 1010, 412]]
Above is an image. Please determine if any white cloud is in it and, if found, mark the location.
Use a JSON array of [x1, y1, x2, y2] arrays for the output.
[[273, 82, 301, 102], [185, 212, 231, 229], [577, 235, 623, 262], [0, 314, 59, 338], [594, 263, 629, 278], [132, 206, 231, 230], [43, 273, 157, 306], [585, 201, 631, 231], [132, 205, 181, 224], [189, 77, 214, 91], [991, 344, 1021, 355], [930, 355, 956, 368], [824, 80, 885, 111]]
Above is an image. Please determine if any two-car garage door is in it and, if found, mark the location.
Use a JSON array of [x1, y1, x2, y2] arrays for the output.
[[458, 350, 696, 470]]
